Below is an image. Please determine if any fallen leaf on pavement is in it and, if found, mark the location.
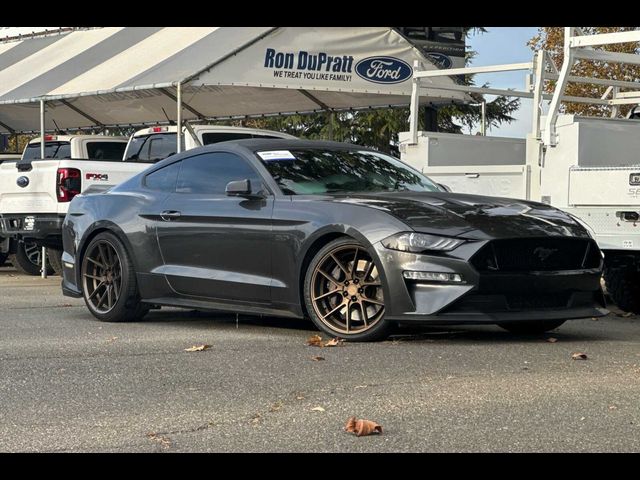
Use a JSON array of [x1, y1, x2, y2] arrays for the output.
[[107, 336, 118, 343], [345, 416, 383, 437], [269, 402, 284, 412], [311, 406, 325, 412], [546, 337, 558, 343], [311, 356, 325, 361], [609, 405, 618, 410], [618, 312, 633, 318], [146, 432, 171, 449], [306, 335, 323, 347], [184, 344, 211, 352], [572, 352, 588, 360], [324, 338, 344, 347]]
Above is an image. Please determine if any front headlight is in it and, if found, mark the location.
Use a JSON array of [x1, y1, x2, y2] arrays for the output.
[[381, 232, 465, 253]]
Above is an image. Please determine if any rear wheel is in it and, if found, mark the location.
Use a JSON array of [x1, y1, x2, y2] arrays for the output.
[[498, 320, 566, 334], [304, 238, 392, 342], [8, 241, 54, 276], [81, 232, 148, 322]]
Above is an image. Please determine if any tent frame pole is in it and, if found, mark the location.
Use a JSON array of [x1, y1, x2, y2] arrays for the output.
[[39, 98, 47, 279], [176, 83, 182, 154]]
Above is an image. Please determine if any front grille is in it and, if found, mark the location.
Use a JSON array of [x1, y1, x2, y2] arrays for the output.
[[471, 238, 601, 273]]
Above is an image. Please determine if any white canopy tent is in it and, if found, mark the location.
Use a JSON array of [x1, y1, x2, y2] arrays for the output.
[[0, 27, 470, 146]]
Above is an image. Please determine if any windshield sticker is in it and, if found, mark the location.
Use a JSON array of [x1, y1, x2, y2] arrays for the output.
[[257, 150, 297, 161]]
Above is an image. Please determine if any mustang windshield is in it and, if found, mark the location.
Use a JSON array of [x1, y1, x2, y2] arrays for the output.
[[258, 149, 441, 195]]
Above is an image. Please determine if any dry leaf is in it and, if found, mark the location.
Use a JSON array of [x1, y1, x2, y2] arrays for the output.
[[311, 355, 325, 361], [184, 344, 211, 352], [107, 336, 118, 343], [572, 352, 588, 360], [269, 402, 283, 413], [609, 405, 618, 410], [250, 413, 262, 425], [324, 338, 344, 347], [146, 432, 171, 449], [345, 416, 383, 437], [306, 335, 323, 347], [311, 406, 325, 412], [546, 337, 558, 343]]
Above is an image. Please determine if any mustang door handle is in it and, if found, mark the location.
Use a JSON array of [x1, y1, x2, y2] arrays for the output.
[[160, 210, 181, 221]]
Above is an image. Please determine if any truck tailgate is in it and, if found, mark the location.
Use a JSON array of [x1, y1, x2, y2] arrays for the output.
[[0, 159, 61, 214]]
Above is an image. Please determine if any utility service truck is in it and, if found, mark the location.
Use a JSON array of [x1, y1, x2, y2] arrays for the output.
[[401, 27, 640, 313]]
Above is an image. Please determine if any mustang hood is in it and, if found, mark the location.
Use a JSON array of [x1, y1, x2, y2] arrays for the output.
[[328, 192, 588, 240]]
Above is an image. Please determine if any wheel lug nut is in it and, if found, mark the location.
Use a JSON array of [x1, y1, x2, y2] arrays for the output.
[[354, 279, 359, 284], [351, 296, 357, 302], [343, 292, 349, 297]]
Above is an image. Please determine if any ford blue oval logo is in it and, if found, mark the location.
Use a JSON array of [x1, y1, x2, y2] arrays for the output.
[[17, 176, 29, 188], [355, 56, 413, 84], [426, 52, 453, 69]]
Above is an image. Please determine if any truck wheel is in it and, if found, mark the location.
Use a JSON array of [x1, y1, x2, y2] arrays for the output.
[[604, 265, 640, 314], [8, 241, 54, 276], [48, 249, 64, 276], [498, 320, 566, 334]]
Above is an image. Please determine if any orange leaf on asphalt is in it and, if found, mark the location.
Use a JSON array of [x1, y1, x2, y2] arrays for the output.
[[572, 352, 588, 360], [306, 335, 323, 347], [546, 337, 558, 343], [324, 338, 345, 347], [185, 344, 211, 352], [344, 416, 383, 437], [311, 356, 325, 361]]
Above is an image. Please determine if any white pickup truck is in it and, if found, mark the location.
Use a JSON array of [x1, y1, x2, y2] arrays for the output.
[[0, 126, 296, 275]]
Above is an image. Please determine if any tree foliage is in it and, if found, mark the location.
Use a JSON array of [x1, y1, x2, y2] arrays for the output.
[[529, 27, 640, 116]]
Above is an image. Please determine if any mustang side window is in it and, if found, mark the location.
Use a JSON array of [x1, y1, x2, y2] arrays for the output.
[[175, 152, 265, 195], [144, 161, 181, 191]]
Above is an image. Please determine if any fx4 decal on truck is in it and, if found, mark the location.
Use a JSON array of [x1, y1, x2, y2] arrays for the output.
[[86, 173, 109, 181]]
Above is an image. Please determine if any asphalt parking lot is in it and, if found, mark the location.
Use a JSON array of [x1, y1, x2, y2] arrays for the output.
[[1, 265, 639, 453]]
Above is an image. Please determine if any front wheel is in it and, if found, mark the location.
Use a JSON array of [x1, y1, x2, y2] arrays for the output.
[[81, 232, 148, 322], [304, 238, 392, 342], [498, 320, 566, 334]]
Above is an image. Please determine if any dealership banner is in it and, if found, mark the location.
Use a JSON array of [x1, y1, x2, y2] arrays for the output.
[[191, 27, 456, 96]]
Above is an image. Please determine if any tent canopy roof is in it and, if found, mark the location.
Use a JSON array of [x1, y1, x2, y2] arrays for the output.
[[0, 27, 470, 134]]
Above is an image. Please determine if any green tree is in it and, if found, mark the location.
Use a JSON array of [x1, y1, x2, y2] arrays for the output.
[[529, 27, 640, 116]]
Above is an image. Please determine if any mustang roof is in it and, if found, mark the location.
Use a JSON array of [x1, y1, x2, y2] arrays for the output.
[[0, 27, 470, 134]]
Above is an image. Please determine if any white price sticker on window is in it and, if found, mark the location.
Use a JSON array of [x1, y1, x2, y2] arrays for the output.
[[257, 150, 296, 161]]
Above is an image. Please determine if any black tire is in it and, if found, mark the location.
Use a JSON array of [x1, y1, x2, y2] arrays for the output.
[[604, 264, 640, 314], [303, 237, 393, 342], [47, 249, 64, 276], [8, 241, 54, 276], [0, 250, 7, 266], [498, 319, 566, 334], [80, 231, 148, 322]]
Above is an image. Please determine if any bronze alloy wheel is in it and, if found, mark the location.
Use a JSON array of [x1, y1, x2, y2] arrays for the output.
[[310, 244, 385, 335], [82, 240, 122, 314]]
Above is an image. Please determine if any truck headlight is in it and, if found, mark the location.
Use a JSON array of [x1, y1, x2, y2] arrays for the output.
[[381, 232, 464, 253]]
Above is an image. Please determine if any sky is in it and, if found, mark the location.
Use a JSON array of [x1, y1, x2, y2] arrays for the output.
[[466, 27, 541, 137]]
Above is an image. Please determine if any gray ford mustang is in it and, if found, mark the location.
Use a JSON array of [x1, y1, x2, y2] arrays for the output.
[[61, 139, 607, 341]]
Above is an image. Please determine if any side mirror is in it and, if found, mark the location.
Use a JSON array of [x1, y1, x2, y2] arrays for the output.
[[438, 183, 452, 192], [226, 179, 264, 199]]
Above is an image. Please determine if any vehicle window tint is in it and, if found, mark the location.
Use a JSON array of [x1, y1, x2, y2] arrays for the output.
[[176, 152, 264, 195], [145, 161, 181, 191], [253, 134, 283, 139], [86, 142, 126, 160], [22, 142, 71, 160], [201, 132, 253, 144], [123, 133, 177, 163]]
